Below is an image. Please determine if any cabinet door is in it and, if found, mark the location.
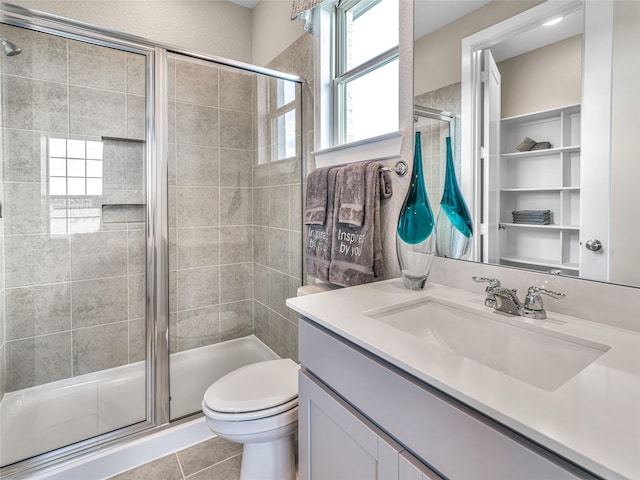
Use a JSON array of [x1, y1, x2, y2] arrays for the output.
[[399, 452, 444, 480], [299, 371, 402, 480]]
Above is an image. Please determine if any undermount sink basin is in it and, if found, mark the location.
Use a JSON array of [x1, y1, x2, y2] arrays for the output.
[[365, 298, 610, 391]]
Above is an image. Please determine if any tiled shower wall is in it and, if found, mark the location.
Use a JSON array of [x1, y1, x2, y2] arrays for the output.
[[414, 82, 462, 214], [0, 24, 147, 392], [252, 34, 313, 363], [167, 51, 305, 363], [167, 55, 257, 353], [0, 27, 307, 394], [0, 84, 5, 401]]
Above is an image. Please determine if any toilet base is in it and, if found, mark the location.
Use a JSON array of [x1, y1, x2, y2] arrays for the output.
[[240, 435, 296, 480]]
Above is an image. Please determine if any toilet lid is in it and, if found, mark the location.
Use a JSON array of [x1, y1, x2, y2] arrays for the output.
[[203, 359, 299, 414]]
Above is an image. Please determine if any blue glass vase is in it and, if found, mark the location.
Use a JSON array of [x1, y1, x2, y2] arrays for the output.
[[435, 136, 473, 258], [396, 131, 435, 289]]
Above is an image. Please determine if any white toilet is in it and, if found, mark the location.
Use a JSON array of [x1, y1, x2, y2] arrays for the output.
[[202, 358, 300, 480]]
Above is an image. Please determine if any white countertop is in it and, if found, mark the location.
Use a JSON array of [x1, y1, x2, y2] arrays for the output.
[[287, 279, 640, 480]]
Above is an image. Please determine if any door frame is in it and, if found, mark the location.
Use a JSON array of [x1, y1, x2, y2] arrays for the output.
[[460, 0, 585, 262]]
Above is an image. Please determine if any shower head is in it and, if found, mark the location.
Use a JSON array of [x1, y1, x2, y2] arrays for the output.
[[0, 36, 21, 56]]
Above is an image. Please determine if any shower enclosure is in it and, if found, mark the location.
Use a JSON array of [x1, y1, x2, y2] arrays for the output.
[[413, 105, 460, 218], [0, 4, 303, 476]]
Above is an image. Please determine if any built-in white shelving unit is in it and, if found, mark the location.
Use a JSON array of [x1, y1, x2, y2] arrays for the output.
[[499, 104, 581, 275]]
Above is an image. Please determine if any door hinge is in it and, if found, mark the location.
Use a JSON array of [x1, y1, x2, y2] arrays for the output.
[[480, 223, 488, 235], [480, 146, 488, 160], [480, 70, 489, 83]]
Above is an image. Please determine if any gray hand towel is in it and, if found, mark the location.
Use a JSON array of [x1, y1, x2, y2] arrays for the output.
[[337, 162, 367, 227], [304, 166, 331, 225], [329, 162, 392, 287], [305, 168, 339, 281]]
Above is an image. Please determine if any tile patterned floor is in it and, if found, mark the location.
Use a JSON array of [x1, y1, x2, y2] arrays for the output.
[[108, 436, 242, 480]]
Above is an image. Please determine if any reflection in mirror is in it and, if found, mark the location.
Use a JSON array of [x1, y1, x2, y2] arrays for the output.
[[414, 0, 640, 287]]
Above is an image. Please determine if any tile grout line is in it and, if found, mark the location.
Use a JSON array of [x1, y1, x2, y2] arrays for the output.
[[175, 451, 187, 480]]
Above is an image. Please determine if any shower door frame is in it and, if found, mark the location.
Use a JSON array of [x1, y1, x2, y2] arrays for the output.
[[0, 3, 303, 478], [0, 4, 169, 477]]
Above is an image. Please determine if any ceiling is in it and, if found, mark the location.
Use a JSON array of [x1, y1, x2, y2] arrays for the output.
[[490, 8, 582, 62], [414, 0, 491, 40], [226, 0, 260, 9], [415, 0, 583, 62], [227, 0, 583, 63]]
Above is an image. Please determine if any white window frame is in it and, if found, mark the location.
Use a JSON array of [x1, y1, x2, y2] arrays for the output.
[[312, 0, 402, 168], [333, 0, 400, 145]]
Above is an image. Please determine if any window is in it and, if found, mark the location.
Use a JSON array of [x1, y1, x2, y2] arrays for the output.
[[334, 0, 399, 144], [272, 79, 298, 161], [49, 138, 103, 196], [48, 138, 104, 233]]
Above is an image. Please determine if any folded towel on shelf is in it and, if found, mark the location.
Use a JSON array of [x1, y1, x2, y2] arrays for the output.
[[531, 141, 552, 150], [516, 137, 553, 152], [513, 219, 551, 225], [329, 162, 392, 287], [516, 137, 537, 152], [512, 209, 552, 225], [512, 209, 551, 215], [304, 166, 331, 225], [305, 168, 339, 281], [337, 162, 367, 227]]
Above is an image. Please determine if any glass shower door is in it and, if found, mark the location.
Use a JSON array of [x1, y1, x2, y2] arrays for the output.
[[0, 24, 149, 467]]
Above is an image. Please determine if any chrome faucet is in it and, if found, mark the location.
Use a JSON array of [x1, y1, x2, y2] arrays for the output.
[[471, 276, 501, 309], [522, 286, 566, 319], [472, 277, 565, 319]]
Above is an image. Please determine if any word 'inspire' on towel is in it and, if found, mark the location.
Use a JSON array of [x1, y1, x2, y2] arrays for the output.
[[307, 228, 329, 255], [336, 229, 366, 257], [303, 162, 392, 287], [304, 167, 339, 281]]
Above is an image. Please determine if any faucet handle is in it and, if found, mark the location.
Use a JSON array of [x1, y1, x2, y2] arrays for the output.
[[523, 286, 565, 319], [472, 276, 501, 288], [526, 286, 565, 300]]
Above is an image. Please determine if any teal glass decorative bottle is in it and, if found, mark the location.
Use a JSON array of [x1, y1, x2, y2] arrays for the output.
[[435, 136, 473, 258], [396, 131, 435, 289]]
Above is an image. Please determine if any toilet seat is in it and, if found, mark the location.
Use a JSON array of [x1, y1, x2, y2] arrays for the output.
[[203, 359, 299, 421], [202, 397, 298, 422]]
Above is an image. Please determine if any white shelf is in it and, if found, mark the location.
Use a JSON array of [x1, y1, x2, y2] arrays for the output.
[[501, 103, 580, 123], [501, 145, 580, 159], [498, 104, 581, 274], [500, 223, 580, 231], [501, 187, 580, 193], [500, 256, 580, 272]]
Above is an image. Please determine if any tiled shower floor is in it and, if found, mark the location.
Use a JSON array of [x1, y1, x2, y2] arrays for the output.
[[0, 336, 278, 469]]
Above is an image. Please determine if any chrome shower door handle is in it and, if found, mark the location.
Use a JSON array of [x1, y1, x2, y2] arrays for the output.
[[585, 239, 603, 252]]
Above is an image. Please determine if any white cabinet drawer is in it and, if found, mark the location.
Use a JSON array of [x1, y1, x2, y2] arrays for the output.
[[299, 318, 596, 480]]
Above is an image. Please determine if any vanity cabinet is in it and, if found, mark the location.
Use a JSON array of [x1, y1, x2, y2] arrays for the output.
[[299, 318, 597, 480], [498, 104, 581, 276], [299, 372, 443, 480]]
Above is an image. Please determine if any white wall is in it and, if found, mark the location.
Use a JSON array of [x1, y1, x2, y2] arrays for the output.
[[413, 0, 542, 96], [252, 0, 306, 66], [10, 0, 308, 67], [610, 0, 640, 286], [8, 0, 253, 62], [498, 35, 582, 118]]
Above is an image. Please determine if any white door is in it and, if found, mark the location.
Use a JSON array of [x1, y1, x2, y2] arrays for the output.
[[580, 0, 613, 282], [481, 49, 502, 264]]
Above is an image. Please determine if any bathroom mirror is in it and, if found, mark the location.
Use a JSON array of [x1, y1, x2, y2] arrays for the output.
[[414, 0, 640, 288]]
